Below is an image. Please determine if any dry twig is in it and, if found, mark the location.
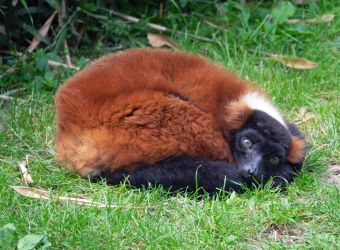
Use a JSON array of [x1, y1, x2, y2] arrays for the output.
[[48, 60, 79, 70], [11, 186, 157, 209], [0, 67, 16, 80], [107, 10, 214, 42], [288, 14, 335, 24], [0, 88, 26, 107], [0, 95, 15, 101], [18, 155, 34, 184]]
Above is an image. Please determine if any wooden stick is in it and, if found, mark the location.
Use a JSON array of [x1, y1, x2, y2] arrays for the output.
[[0, 95, 15, 101], [18, 155, 34, 184], [2, 88, 26, 96], [48, 60, 79, 70], [103, 9, 214, 42], [0, 67, 16, 79]]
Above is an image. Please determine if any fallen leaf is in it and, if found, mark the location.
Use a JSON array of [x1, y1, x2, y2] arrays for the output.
[[288, 13, 335, 24], [147, 33, 181, 49], [270, 55, 318, 69], [27, 11, 57, 53], [11, 186, 156, 209], [11, 186, 49, 199], [18, 155, 34, 184]]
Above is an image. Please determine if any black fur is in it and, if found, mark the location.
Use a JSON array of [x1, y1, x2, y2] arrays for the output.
[[97, 156, 244, 193]]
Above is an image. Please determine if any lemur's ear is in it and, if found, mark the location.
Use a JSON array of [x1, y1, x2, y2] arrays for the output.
[[287, 123, 306, 164], [224, 101, 252, 131], [287, 136, 306, 164]]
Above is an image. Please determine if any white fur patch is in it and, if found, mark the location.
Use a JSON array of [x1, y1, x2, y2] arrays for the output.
[[241, 92, 287, 127], [83, 168, 102, 178]]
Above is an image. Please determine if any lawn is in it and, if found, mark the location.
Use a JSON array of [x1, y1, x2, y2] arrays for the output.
[[0, 1, 339, 249]]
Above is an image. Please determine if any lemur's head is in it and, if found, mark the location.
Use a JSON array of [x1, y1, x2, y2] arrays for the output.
[[225, 92, 306, 188]]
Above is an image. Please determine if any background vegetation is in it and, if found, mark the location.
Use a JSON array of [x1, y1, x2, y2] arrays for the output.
[[0, 0, 339, 249]]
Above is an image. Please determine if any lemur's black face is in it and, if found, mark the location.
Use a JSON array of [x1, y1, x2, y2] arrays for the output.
[[230, 110, 304, 188]]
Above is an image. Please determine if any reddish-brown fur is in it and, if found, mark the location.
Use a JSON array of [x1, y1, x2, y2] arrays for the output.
[[55, 48, 304, 176], [287, 136, 306, 164], [56, 90, 232, 176]]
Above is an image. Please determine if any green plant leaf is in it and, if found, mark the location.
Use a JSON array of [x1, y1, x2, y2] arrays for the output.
[[0, 224, 17, 250], [272, 1, 296, 24], [179, 0, 188, 8], [43, 71, 58, 88], [54, 28, 68, 53], [45, 0, 58, 10], [80, 2, 97, 12], [36, 57, 48, 71], [17, 234, 44, 250], [19, 0, 33, 24], [44, 71, 54, 81]]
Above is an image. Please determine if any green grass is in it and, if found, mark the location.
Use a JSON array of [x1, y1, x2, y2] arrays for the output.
[[1, 1, 339, 249]]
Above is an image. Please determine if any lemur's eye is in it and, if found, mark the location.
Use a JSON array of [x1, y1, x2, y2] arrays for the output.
[[270, 156, 280, 165], [242, 138, 253, 148]]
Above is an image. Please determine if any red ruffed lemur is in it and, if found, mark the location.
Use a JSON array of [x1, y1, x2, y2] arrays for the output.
[[55, 48, 306, 193]]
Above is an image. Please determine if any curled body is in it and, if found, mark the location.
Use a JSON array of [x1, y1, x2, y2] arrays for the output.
[[55, 48, 306, 190]]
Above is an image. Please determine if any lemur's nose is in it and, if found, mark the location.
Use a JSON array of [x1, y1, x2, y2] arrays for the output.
[[247, 169, 255, 176], [240, 168, 255, 179]]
